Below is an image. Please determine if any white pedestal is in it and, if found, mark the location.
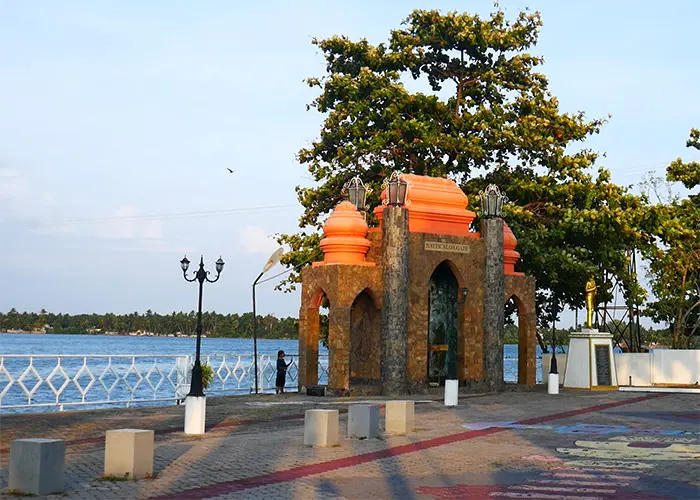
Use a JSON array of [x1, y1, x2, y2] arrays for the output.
[[548, 373, 559, 394], [444, 379, 458, 406], [104, 429, 154, 479], [563, 329, 618, 389], [385, 400, 415, 435], [9, 439, 65, 496], [304, 409, 340, 447], [184, 396, 206, 435]]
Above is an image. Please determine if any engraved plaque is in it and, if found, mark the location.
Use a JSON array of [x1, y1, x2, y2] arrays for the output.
[[425, 241, 471, 254], [594, 345, 612, 386]]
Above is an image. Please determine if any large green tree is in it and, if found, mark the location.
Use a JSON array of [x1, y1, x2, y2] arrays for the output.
[[642, 129, 699, 348], [279, 8, 652, 335]]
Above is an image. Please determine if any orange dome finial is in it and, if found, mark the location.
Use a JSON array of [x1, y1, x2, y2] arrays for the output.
[[504, 223, 523, 276], [316, 201, 372, 266]]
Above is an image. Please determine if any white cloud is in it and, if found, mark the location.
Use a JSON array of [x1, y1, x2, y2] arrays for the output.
[[96, 205, 164, 240], [239, 225, 279, 255]]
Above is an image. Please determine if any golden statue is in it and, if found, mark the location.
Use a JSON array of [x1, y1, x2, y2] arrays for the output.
[[585, 276, 597, 328]]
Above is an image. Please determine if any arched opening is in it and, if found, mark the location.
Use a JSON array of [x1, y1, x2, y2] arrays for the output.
[[299, 288, 329, 388], [427, 261, 460, 384], [505, 294, 529, 385], [349, 289, 380, 386]]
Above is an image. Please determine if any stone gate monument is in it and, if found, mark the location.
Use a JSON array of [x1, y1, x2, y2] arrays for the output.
[[298, 173, 537, 395]]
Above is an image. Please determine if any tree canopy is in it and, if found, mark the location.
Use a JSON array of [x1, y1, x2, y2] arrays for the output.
[[279, 7, 652, 332], [641, 128, 699, 348], [0, 309, 299, 340]]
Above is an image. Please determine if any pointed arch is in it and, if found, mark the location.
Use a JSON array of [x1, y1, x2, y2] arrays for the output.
[[427, 260, 464, 383], [349, 289, 381, 385], [505, 292, 534, 385]]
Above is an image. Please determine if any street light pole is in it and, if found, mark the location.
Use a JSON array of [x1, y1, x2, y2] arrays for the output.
[[251, 247, 284, 394], [181, 255, 224, 397], [252, 272, 263, 395]]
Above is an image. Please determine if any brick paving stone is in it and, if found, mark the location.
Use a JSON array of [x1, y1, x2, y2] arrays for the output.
[[1, 391, 698, 499]]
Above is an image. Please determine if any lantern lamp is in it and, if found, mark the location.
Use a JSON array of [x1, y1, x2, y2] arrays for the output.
[[342, 176, 371, 211], [383, 171, 408, 207], [180, 255, 190, 272], [215, 256, 225, 274], [479, 184, 508, 218]]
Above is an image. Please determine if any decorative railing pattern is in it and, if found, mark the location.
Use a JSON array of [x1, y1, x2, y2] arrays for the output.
[[1, 353, 532, 412], [0, 354, 329, 412]]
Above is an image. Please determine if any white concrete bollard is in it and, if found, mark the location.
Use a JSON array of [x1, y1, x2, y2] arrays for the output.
[[184, 396, 206, 435], [444, 379, 459, 406], [385, 400, 415, 435], [304, 409, 340, 447], [104, 429, 154, 479], [548, 372, 560, 395], [348, 404, 380, 439], [9, 438, 65, 496]]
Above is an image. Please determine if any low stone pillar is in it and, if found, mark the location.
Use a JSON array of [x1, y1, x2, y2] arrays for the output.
[[348, 404, 380, 439], [385, 400, 415, 435], [104, 429, 155, 479], [9, 438, 65, 496], [304, 409, 340, 447]]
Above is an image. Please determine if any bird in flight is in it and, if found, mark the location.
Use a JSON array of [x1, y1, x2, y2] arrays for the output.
[[227, 168, 235, 173]]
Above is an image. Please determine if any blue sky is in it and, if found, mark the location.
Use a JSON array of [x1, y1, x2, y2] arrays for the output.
[[0, 1, 698, 324]]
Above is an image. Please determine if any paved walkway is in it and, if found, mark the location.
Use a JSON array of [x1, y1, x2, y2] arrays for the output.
[[1, 390, 698, 499]]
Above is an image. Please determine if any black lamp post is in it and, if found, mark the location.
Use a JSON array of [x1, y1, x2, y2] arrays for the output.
[[181, 255, 224, 397], [383, 171, 408, 206]]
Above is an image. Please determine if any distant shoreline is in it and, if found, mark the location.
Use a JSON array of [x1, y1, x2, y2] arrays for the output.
[[0, 330, 296, 340]]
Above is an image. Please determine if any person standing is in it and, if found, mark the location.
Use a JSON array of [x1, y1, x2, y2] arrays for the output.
[[276, 350, 292, 394]]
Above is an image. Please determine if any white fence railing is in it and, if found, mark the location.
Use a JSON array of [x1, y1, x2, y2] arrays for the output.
[[1, 352, 528, 413], [0, 354, 329, 412]]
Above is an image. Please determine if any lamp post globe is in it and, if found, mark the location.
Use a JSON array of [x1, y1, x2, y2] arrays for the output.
[[180, 256, 190, 272], [215, 256, 225, 274]]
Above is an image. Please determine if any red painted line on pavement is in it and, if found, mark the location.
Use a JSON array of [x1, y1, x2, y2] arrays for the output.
[[153, 393, 666, 500]]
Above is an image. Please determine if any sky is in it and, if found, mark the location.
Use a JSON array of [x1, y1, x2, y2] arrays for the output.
[[0, 1, 698, 325]]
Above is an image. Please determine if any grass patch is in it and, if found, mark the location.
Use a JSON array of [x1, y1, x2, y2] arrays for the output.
[[95, 473, 130, 482], [6, 490, 36, 497]]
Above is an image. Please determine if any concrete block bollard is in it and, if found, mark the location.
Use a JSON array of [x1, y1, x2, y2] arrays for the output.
[[348, 404, 380, 439], [104, 429, 154, 479], [385, 400, 415, 435], [304, 409, 339, 447], [9, 438, 65, 496]]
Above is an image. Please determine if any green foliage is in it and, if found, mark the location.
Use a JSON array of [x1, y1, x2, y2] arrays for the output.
[[0, 309, 300, 340], [278, 6, 651, 332], [199, 363, 214, 389], [641, 128, 699, 348]]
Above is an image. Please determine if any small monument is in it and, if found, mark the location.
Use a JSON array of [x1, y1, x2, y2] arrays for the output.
[[563, 277, 618, 389], [297, 173, 538, 395]]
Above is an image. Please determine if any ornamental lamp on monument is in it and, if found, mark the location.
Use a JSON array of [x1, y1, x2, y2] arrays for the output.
[[383, 171, 409, 207], [479, 184, 508, 219], [342, 176, 372, 214]]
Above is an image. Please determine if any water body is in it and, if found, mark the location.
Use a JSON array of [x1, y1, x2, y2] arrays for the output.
[[0, 333, 542, 413]]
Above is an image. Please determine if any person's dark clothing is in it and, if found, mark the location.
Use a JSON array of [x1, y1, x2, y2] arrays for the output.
[[276, 358, 287, 388]]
